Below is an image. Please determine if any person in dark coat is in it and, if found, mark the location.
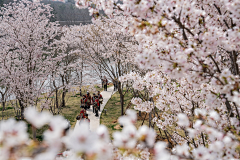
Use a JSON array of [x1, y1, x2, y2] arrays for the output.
[[103, 77, 108, 91], [81, 95, 87, 109], [97, 91, 103, 110], [101, 77, 104, 88], [94, 96, 99, 117], [79, 88, 82, 96], [86, 91, 91, 109]]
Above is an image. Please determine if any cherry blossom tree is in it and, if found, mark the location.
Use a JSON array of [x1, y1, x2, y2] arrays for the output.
[[73, 0, 240, 159], [0, 0, 61, 118], [67, 17, 140, 115], [0, 0, 239, 159], [47, 28, 83, 112], [77, 17, 141, 115]]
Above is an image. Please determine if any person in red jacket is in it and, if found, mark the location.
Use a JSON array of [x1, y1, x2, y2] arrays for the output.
[[79, 108, 86, 119], [97, 91, 103, 111], [86, 91, 91, 109], [97, 91, 102, 99]]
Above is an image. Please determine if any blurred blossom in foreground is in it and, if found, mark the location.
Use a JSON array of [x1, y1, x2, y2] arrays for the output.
[[0, 106, 239, 159]]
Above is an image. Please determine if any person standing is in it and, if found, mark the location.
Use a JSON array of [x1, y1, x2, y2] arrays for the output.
[[86, 91, 91, 109], [81, 95, 87, 109], [104, 77, 108, 91], [79, 88, 82, 96], [101, 76, 104, 88], [97, 91, 103, 111], [92, 93, 96, 113], [94, 96, 99, 117]]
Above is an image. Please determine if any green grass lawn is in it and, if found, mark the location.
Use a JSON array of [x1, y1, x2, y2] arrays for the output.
[[99, 90, 163, 139], [0, 106, 16, 120], [100, 89, 133, 138], [29, 85, 108, 141], [0, 84, 111, 141], [99, 90, 177, 145], [0, 84, 183, 148]]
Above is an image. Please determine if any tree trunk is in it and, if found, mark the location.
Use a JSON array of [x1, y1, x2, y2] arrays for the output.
[[149, 111, 152, 128], [32, 125, 36, 140], [55, 89, 58, 113], [2, 101, 5, 111], [118, 82, 125, 116], [61, 75, 66, 108], [120, 93, 124, 116], [2, 105, 3, 120], [80, 55, 83, 87], [61, 87, 66, 108], [19, 100, 25, 120], [80, 68, 83, 87]]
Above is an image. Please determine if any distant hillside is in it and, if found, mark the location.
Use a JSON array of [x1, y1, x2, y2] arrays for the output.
[[0, 0, 92, 25], [42, 0, 92, 25]]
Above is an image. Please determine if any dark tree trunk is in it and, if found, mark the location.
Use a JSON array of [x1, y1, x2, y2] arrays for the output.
[[61, 87, 66, 108], [118, 82, 125, 116], [120, 93, 124, 116], [2, 101, 5, 111], [149, 111, 152, 128], [19, 100, 25, 120], [61, 75, 66, 108], [32, 126, 36, 140], [55, 89, 58, 113]]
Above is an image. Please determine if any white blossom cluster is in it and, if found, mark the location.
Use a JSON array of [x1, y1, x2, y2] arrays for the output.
[[1, 0, 240, 159], [4, 107, 237, 159], [121, 71, 240, 159], [0, 108, 157, 160]]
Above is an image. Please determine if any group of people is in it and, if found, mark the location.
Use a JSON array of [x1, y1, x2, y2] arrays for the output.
[[80, 91, 103, 118], [102, 77, 119, 91], [101, 76, 108, 91]]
